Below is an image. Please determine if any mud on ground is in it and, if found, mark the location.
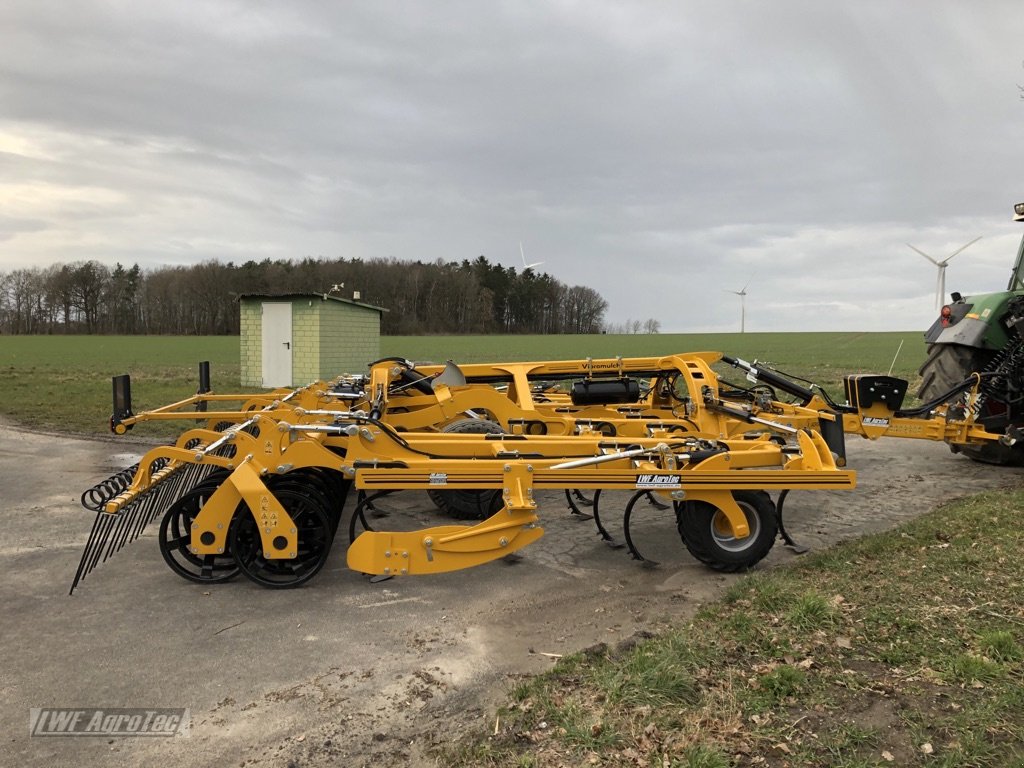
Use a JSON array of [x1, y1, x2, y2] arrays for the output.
[[0, 424, 1017, 767]]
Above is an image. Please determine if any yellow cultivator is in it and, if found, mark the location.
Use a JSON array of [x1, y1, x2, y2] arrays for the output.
[[71, 350, 1007, 593]]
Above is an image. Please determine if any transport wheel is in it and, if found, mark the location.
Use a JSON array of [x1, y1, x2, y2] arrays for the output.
[[158, 475, 241, 584], [427, 418, 506, 520], [918, 342, 1024, 466], [675, 490, 777, 572], [230, 488, 333, 588]]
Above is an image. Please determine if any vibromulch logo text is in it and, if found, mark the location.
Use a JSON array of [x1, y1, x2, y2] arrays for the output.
[[30, 708, 190, 737]]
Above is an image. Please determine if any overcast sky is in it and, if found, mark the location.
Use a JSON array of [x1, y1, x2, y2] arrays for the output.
[[2, 1, 1023, 332]]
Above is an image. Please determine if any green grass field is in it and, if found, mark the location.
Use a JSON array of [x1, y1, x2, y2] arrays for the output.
[[0, 332, 926, 435], [447, 490, 1024, 766]]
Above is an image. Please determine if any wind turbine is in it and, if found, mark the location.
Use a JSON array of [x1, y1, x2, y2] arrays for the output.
[[906, 236, 981, 308], [520, 242, 544, 271], [724, 281, 750, 333]]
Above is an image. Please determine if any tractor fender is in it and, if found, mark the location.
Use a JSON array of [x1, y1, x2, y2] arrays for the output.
[[931, 315, 989, 349]]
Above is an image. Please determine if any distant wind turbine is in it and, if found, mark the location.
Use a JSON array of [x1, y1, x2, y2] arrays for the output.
[[724, 281, 750, 333], [906, 236, 981, 308], [520, 242, 544, 271]]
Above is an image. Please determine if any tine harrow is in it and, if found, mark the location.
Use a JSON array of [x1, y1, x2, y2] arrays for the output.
[[70, 453, 218, 594]]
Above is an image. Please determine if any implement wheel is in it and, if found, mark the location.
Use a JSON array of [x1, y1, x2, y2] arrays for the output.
[[229, 487, 333, 588], [675, 491, 777, 572], [427, 418, 505, 520], [158, 474, 241, 584]]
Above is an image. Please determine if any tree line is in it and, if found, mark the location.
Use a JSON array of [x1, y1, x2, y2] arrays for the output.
[[0, 256, 611, 336]]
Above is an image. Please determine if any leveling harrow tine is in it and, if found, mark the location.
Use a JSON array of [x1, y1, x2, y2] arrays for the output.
[[70, 453, 221, 594], [70, 512, 115, 594]]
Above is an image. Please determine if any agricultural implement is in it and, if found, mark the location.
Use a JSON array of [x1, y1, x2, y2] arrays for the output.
[[72, 349, 1007, 593]]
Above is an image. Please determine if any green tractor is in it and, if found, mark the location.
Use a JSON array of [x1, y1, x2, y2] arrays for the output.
[[917, 202, 1024, 464]]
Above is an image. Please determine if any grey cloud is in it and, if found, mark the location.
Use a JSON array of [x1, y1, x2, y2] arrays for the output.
[[2, 1, 1024, 331]]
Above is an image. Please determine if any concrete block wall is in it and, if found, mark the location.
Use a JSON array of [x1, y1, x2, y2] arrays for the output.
[[291, 300, 320, 384], [239, 301, 262, 387], [320, 303, 381, 377]]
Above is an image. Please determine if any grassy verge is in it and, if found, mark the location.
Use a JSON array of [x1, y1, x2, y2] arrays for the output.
[[0, 335, 241, 437], [447, 490, 1024, 767]]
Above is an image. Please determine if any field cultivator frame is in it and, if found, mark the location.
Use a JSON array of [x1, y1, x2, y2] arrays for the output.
[[72, 350, 1007, 593]]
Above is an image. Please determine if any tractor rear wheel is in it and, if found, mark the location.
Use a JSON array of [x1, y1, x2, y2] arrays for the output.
[[675, 491, 777, 572], [427, 418, 506, 520], [918, 343, 1024, 466]]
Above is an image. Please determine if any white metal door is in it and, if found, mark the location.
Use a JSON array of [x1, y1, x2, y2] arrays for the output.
[[261, 302, 293, 387]]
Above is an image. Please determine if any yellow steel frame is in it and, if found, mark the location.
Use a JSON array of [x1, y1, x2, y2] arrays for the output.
[[101, 411, 855, 576], [107, 352, 1003, 454]]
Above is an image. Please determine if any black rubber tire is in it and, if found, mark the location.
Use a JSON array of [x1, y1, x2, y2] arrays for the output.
[[918, 343, 981, 402], [918, 343, 1024, 466], [427, 418, 506, 520], [675, 490, 777, 572]]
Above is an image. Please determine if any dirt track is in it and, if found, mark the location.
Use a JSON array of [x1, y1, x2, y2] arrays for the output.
[[1, 424, 1019, 767]]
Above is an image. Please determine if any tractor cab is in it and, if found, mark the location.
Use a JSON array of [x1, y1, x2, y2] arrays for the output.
[[924, 202, 1024, 348]]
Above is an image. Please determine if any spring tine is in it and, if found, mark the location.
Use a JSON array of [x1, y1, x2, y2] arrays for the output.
[[78, 513, 111, 580], [130, 490, 160, 541], [101, 506, 135, 563], [83, 512, 117, 579], [72, 457, 211, 592], [69, 511, 107, 594], [116, 495, 152, 555], [121, 493, 156, 552]]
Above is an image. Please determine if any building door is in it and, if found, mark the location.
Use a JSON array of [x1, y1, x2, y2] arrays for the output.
[[261, 302, 293, 387]]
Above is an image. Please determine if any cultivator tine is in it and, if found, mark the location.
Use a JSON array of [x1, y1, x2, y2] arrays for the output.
[[564, 489, 594, 519], [775, 490, 809, 554], [70, 459, 218, 594]]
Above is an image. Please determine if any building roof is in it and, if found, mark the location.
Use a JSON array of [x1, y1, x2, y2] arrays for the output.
[[239, 293, 387, 313]]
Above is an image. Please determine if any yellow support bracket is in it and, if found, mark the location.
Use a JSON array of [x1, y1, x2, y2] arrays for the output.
[[346, 463, 544, 575], [684, 490, 750, 539], [191, 459, 297, 559]]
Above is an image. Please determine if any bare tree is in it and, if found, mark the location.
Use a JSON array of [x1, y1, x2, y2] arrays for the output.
[[0, 255, 609, 336]]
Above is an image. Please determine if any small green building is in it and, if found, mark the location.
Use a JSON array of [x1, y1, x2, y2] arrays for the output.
[[239, 293, 385, 388]]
